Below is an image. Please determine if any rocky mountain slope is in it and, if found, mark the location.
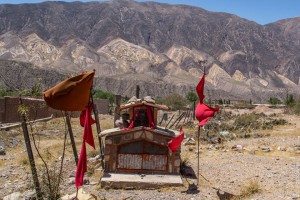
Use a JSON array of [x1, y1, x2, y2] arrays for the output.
[[0, 0, 299, 102]]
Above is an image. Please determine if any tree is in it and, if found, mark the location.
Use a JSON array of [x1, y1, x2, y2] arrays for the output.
[[268, 97, 281, 105], [285, 94, 295, 106], [93, 89, 114, 105], [186, 91, 198, 103]]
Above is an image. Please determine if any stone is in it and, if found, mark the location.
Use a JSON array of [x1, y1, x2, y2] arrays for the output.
[[3, 192, 23, 200], [0, 146, 5, 155], [61, 188, 97, 200], [232, 145, 243, 151], [144, 96, 155, 103], [261, 147, 272, 152], [23, 190, 36, 199], [128, 96, 138, 103], [277, 146, 286, 151], [183, 137, 196, 146]]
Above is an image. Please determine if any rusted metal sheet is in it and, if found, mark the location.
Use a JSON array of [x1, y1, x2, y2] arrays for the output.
[[118, 154, 142, 169], [142, 155, 167, 171], [117, 154, 167, 171]]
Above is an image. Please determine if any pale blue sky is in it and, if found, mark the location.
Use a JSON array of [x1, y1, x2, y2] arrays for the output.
[[0, 0, 299, 25]]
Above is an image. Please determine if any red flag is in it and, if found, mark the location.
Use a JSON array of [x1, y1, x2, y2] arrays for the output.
[[75, 142, 87, 188], [82, 104, 95, 148], [75, 103, 96, 188], [195, 103, 219, 127], [196, 73, 205, 103], [168, 128, 184, 152], [146, 106, 155, 129], [80, 105, 96, 127]]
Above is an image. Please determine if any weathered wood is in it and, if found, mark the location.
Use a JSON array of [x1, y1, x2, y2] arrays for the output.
[[114, 95, 122, 128], [120, 101, 169, 110], [65, 112, 78, 165], [0, 114, 53, 131], [136, 85, 140, 99], [19, 98, 42, 199], [92, 103, 105, 168], [165, 112, 176, 129]]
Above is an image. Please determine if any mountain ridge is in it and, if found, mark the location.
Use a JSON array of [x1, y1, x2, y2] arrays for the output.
[[0, 1, 299, 102]]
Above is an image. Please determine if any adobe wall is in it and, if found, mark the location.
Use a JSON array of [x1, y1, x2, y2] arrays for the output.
[[0, 97, 110, 123], [0, 98, 5, 122]]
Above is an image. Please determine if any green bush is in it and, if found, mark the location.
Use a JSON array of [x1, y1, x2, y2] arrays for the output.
[[285, 96, 300, 115], [268, 97, 281, 105], [156, 94, 187, 110], [186, 91, 198, 103], [93, 89, 114, 105]]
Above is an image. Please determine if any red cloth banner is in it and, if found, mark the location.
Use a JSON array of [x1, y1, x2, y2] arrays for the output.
[[168, 128, 184, 152], [195, 103, 219, 127], [196, 73, 205, 103], [75, 142, 87, 188], [75, 103, 95, 188]]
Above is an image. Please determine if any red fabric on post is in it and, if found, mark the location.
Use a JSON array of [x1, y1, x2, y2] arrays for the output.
[[146, 106, 155, 128], [75, 142, 87, 188], [75, 103, 96, 188], [83, 105, 95, 148], [195, 103, 219, 127], [168, 128, 185, 152], [80, 108, 95, 127], [196, 73, 205, 103]]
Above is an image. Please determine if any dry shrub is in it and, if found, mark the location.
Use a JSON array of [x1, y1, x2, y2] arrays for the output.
[[234, 180, 261, 199]]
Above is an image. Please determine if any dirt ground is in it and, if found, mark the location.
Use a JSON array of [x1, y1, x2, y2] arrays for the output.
[[0, 107, 299, 200]]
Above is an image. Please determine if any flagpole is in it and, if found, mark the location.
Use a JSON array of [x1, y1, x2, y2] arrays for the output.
[[197, 125, 200, 186]]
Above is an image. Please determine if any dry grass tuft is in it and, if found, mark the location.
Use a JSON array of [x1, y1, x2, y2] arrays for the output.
[[234, 180, 261, 199]]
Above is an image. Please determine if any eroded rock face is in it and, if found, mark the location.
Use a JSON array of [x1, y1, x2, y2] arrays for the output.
[[0, 1, 299, 102]]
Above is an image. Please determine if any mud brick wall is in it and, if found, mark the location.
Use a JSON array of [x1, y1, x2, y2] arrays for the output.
[[0, 98, 5, 122], [0, 97, 110, 123], [93, 99, 109, 114]]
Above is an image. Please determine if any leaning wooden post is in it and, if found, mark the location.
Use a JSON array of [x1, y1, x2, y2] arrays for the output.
[[92, 103, 105, 168], [19, 98, 43, 199], [114, 95, 121, 128], [65, 112, 78, 165]]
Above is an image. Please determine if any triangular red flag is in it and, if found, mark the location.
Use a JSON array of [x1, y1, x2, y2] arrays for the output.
[[196, 73, 205, 103], [75, 142, 87, 188], [82, 104, 95, 148], [168, 128, 184, 152], [80, 105, 96, 127], [195, 103, 219, 127]]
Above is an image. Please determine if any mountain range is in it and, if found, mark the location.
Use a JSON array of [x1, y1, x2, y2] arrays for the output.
[[0, 0, 299, 102]]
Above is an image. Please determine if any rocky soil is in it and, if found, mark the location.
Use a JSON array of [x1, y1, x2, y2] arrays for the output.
[[0, 108, 299, 200]]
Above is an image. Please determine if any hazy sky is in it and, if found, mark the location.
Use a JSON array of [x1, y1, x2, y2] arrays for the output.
[[0, 0, 299, 25]]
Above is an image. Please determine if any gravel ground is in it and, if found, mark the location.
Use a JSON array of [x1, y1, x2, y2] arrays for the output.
[[0, 112, 299, 200]]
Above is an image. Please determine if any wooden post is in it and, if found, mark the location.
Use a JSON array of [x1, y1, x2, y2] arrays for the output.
[[114, 95, 121, 128], [65, 112, 78, 165], [136, 85, 140, 99], [193, 101, 196, 120], [19, 98, 42, 199], [92, 103, 105, 168]]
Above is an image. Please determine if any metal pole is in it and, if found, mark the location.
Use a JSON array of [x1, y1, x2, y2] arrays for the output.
[[65, 112, 78, 165], [197, 125, 200, 186], [19, 98, 42, 199]]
